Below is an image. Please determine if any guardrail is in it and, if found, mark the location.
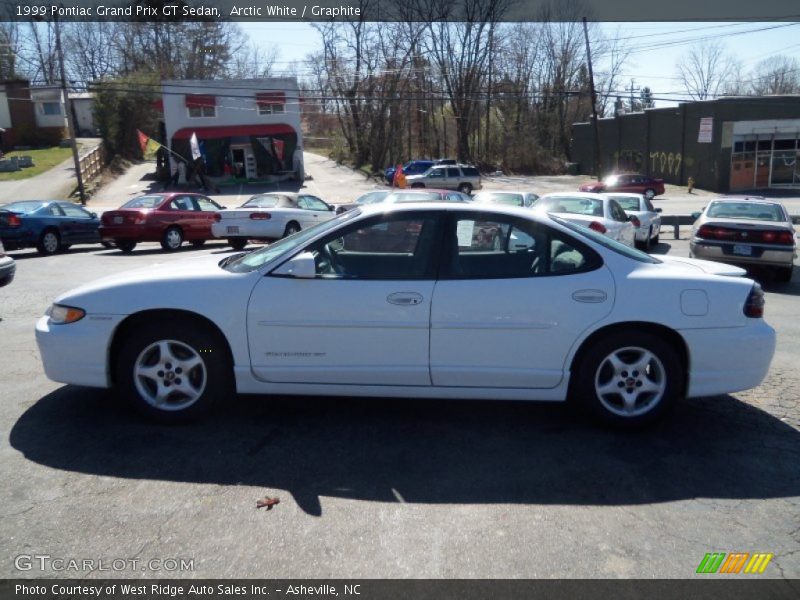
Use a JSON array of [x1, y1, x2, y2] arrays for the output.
[[78, 142, 105, 182]]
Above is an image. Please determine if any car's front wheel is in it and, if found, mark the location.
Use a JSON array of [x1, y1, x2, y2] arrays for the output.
[[161, 226, 184, 251], [283, 222, 301, 237], [572, 331, 681, 428], [115, 320, 232, 423], [644, 188, 656, 200]]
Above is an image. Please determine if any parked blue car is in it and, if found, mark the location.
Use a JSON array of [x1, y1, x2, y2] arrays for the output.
[[0, 201, 104, 255], [384, 160, 434, 184]]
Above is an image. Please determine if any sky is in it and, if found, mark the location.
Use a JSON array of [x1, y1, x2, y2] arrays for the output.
[[238, 21, 800, 109]]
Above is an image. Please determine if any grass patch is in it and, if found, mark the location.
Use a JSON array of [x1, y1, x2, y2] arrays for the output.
[[0, 147, 74, 181]]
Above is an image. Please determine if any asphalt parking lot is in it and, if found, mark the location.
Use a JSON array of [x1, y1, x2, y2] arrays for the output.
[[1, 159, 799, 580]]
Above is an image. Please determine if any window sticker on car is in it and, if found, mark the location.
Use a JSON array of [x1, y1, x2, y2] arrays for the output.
[[457, 220, 475, 247]]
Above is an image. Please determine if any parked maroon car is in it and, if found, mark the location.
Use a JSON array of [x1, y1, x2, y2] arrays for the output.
[[579, 174, 665, 199], [99, 193, 224, 252]]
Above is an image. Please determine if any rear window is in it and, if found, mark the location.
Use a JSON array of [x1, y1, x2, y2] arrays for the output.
[[122, 196, 164, 209], [0, 201, 47, 214], [473, 192, 524, 207], [387, 191, 442, 203], [554, 217, 661, 264], [609, 197, 640, 211], [243, 195, 286, 208], [539, 196, 604, 217], [355, 191, 390, 205], [461, 167, 480, 177], [706, 201, 785, 222]]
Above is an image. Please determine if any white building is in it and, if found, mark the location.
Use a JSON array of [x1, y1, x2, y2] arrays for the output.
[[30, 87, 68, 129], [161, 78, 304, 180]]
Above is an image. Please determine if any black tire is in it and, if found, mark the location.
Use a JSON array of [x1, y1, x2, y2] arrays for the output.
[[116, 240, 137, 253], [161, 226, 183, 251], [60, 244, 72, 253], [644, 188, 656, 200], [115, 319, 233, 423], [643, 227, 652, 251], [283, 221, 301, 237], [410, 182, 425, 188], [458, 183, 473, 195], [776, 266, 793, 283], [652, 231, 660, 245], [191, 240, 206, 248], [228, 238, 247, 251], [571, 330, 682, 429], [36, 229, 61, 255]]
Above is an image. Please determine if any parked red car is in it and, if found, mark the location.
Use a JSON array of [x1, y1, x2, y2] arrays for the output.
[[579, 174, 665, 199], [99, 193, 224, 252]]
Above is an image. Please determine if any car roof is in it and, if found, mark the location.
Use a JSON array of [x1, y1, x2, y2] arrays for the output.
[[249, 191, 299, 199], [357, 201, 540, 220], [601, 192, 643, 198], [709, 197, 782, 206]]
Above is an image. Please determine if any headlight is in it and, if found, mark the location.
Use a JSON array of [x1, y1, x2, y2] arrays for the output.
[[47, 304, 86, 324]]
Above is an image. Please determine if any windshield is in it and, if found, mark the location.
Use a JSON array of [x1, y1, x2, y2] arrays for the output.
[[242, 195, 284, 208], [706, 201, 785, 222], [122, 195, 164, 209], [1, 201, 47, 214], [554, 217, 661, 264], [473, 192, 524, 206], [355, 191, 390, 205], [608, 197, 641, 211], [223, 209, 361, 273], [538, 196, 604, 217]]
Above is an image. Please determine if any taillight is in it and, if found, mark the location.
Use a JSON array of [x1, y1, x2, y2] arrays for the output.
[[697, 225, 795, 244], [250, 212, 271, 220], [214, 213, 222, 222], [743, 284, 765, 318], [630, 216, 641, 228], [776, 231, 794, 245], [589, 221, 607, 234], [7, 214, 21, 227]]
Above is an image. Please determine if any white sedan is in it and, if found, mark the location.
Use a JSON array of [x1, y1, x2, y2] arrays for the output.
[[36, 203, 775, 428], [603, 192, 663, 250], [534, 192, 637, 247], [211, 192, 336, 250]]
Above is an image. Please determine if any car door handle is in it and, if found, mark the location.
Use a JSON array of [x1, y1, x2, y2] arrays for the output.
[[387, 292, 424, 306], [572, 289, 607, 303]]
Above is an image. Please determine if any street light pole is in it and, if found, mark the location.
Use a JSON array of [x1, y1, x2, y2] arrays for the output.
[[582, 17, 603, 182], [54, 16, 86, 205]]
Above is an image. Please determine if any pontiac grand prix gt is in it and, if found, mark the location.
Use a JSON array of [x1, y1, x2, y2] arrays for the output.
[[36, 203, 775, 428]]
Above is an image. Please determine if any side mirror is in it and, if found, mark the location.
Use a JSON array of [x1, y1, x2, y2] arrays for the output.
[[90, 212, 97, 218], [220, 206, 228, 210], [328, 205, 335, 212], [272, 252, 316, 279], [691, 211, 701, 220], [655, 208, 662, 213]]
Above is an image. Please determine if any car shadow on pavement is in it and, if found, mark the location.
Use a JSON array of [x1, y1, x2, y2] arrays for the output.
[[6, 246, 105, 260], [10, 387, 800, 516]]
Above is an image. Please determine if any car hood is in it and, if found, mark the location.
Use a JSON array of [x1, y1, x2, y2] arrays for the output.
[[55, 252, 245, 306], [656, 255, 746, 277]]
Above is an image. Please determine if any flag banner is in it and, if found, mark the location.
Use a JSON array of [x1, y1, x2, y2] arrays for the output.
[[136, 130, 161, 158], [190, 133, 201, 161]]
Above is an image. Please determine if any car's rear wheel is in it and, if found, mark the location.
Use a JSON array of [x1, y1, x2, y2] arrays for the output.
[[116, 240, 137, 253], [573, 331, 681, 428], [161, 226, 183, 251], [458, 183, 473, 195], [228, 238, 247, 251], [644, 188, 656, 200], [115, 320, 232, 423], [652, 230, 660, 245], [283, 221, 301, 237], [37, 229, 61, 255], [776, 266, 793, 283]]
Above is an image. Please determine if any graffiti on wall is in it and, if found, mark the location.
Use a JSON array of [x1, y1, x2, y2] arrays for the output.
[[613, 150, 644, 173], [649, 151, 682, 177]]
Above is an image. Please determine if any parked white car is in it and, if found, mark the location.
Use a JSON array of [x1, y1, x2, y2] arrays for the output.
[[534, 192, 637, 247], [602, 192, 663, 250], [36, 203, 774, 428], [472, 190, 539, 208], [211, 192, 336, 250]]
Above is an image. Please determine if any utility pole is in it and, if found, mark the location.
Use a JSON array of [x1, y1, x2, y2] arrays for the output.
[[54, 16, 86, 204], [582, 17, 602, 181]]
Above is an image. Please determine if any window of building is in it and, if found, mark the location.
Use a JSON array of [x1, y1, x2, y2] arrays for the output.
[[188, 105, 215, 118], [41, 102, 61, 115], [258, 104, 285, 115]]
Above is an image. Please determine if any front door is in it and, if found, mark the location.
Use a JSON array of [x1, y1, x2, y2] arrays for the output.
[[247, 211, 443, 385], [430, 212, 614, 389]]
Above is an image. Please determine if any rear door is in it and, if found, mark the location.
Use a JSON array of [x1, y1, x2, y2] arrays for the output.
[[430, 211, 614, 388], [193, 196, 222, 238], [446, 167, 462, 190], [168, 195, 201, 238], [607, 200, 635, 245]]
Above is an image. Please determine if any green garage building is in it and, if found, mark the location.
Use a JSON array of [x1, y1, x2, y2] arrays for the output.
[[571, 96, 800, 193]]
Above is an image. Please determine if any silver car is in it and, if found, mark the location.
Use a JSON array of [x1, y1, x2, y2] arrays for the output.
[[690, 197, 797, 282], [472, 190, 539, 208], [603, 193, 662, 250], [405, 164, 482, 194], [0, 238, 15, 288]]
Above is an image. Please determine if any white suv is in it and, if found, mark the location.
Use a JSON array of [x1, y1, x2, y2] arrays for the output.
[[405, 164, 482, 194]]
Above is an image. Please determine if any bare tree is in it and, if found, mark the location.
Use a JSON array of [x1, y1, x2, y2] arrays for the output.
[[63, 22, 119, 85], [748, 55, 800, 95], [227, 43, 280, 79], [676, 41, 738, 100], [0, 22, 20, 79]]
